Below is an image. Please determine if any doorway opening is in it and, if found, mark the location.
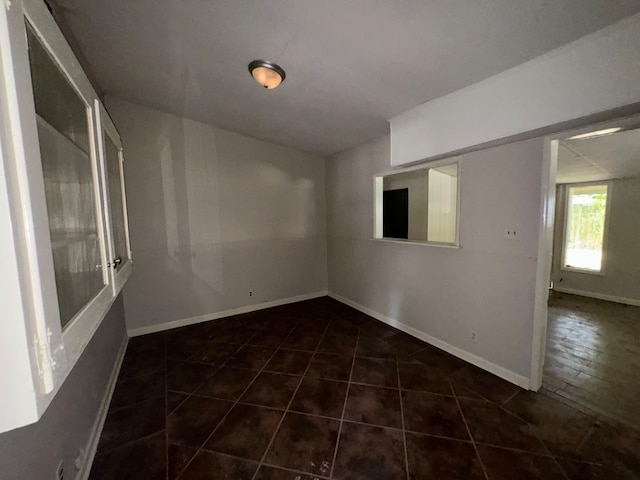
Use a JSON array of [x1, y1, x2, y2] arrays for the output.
[[534, 118, 640, 428]]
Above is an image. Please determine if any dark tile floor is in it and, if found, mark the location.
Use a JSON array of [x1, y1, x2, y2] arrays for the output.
[[545, 292, 640, 430], [90, 296, 640, 479]]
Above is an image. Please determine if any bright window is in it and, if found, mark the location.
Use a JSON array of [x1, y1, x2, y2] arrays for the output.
[[563, 184, 609, 273]]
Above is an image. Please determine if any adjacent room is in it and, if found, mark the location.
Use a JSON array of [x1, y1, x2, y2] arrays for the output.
[[544, 125, 640, 428], [1, 1, 640, 480]]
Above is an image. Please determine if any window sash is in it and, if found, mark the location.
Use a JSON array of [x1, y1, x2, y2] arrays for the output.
[[562, 183, 610, 274]]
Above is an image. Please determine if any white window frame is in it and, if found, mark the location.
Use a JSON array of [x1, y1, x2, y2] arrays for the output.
[[95, 101, 133, 293], [561, 181, 612, 276], [0, 0, 131, 432], [373, 158, 462, 248]]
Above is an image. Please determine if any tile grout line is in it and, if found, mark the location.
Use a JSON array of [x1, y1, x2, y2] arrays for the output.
[[174, 317, 304, 479], [396, 355, 410, 480], [165, 339, 247, 418], [527, 411, 572, 480], [249, 315, 335, 480], [449, 379, 490, 480], [328, 330, 360, 480]]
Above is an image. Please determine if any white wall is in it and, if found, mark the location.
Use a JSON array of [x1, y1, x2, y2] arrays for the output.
[[552, 178, 640, 304], [390, 13, 640, 166], [106, 98, 328, 333], [327, 136, 544, 381]]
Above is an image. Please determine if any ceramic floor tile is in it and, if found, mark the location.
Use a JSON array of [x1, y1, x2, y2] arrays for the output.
[[280, 331, 323, 351], [333, 422, 406, 480], [265, 412, 340, 476], [317, 335, 358, 355], [190, 342, 239, 365], [451, 365, 522, 405], [98, 396, 165, 453], [196, 366, 257, 401], [401, 390, 469, 440], [166, 362, 218, 393], [344, 384, 402, 428], [411, 347, 467, 375], [290, 377, 348, 418], [398, 363, 452, 395], [167, 395, 232, 447], [240, 372, 300, 409], [179, 450, 258, 480], [264, 349, 313, 375], [356, 337, 397, 360], [458, 398, 547, 454], [89, 431, 166, 480], [109, 372, 165, 410], [405, 433, 484, 480], [305, 353, 353, 381], [351, 357, 398, 388], [167, 443, 197, 480], [254, 465, 329, 479], [502, 390, 596, 459], [204, 404, 283, 461], [477, 445, 566, 479], [226, 345, 276, 370]]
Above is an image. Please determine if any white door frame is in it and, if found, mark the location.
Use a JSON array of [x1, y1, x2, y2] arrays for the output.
[[529, 113, 640, 390]]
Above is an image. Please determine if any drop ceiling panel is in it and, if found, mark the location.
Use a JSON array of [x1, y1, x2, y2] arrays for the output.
[[557, 128, 640, 183]]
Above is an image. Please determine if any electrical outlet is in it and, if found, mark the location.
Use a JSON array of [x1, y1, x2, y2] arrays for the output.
[[249, 291, 253, 297], [470, 329, 477, 342], [56, 461, 64, 480], [504, 228, 519, 240]]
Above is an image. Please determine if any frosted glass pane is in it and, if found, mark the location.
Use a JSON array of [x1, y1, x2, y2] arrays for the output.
[[105, 137, 128, 265], [26, 28, 90, 153], [28, 28, 105, 329]]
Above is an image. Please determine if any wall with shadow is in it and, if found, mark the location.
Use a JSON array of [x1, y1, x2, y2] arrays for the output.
[[0, 296, 126, 480], [106, 97, 327, 331], [327, 136, 544, 379]]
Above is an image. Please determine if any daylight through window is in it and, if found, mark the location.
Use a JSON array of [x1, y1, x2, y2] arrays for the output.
[[563, 184, 609, 272]]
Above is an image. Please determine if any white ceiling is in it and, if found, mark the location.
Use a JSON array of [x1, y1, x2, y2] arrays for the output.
[[50, 0, 640, 156], [557, 128, 640, 183]]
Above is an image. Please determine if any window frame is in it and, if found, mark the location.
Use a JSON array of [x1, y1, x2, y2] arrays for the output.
[[95, 100, 133, 294], [560, 181, 612, 275], [373, 158, 462, 248], [0, 0, 131, 432]]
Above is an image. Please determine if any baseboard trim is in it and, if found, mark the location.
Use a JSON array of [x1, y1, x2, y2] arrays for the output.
[[127, 290, 330, 337], [553, 287, 640, 307], [328, 291, 532, 390], [77, 334, 128, 480]]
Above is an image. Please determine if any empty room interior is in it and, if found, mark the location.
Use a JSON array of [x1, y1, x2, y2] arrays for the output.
[[1, 1, 640, 480]]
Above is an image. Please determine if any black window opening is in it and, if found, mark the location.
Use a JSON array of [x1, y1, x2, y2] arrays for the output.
[[383, 188, 409, 239]]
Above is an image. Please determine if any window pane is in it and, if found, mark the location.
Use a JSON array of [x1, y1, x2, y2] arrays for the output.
[[27, 27, 105, 328], [564, 184, 608, 271], [105, 136, 128, 265], [427, 164, 458, 244], [26, 28, 90, 153]]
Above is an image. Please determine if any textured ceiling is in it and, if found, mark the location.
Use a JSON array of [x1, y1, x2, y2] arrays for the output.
[[50, 0, 640, 155], [557, 128, 640, 184]]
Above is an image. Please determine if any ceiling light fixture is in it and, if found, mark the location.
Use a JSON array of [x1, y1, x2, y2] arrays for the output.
[[567, 127, 623, 141], [248, 60, 286, 90]]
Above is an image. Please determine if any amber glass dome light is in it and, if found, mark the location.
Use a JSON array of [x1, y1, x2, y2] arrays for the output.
[[248, 60, 286, 89]]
